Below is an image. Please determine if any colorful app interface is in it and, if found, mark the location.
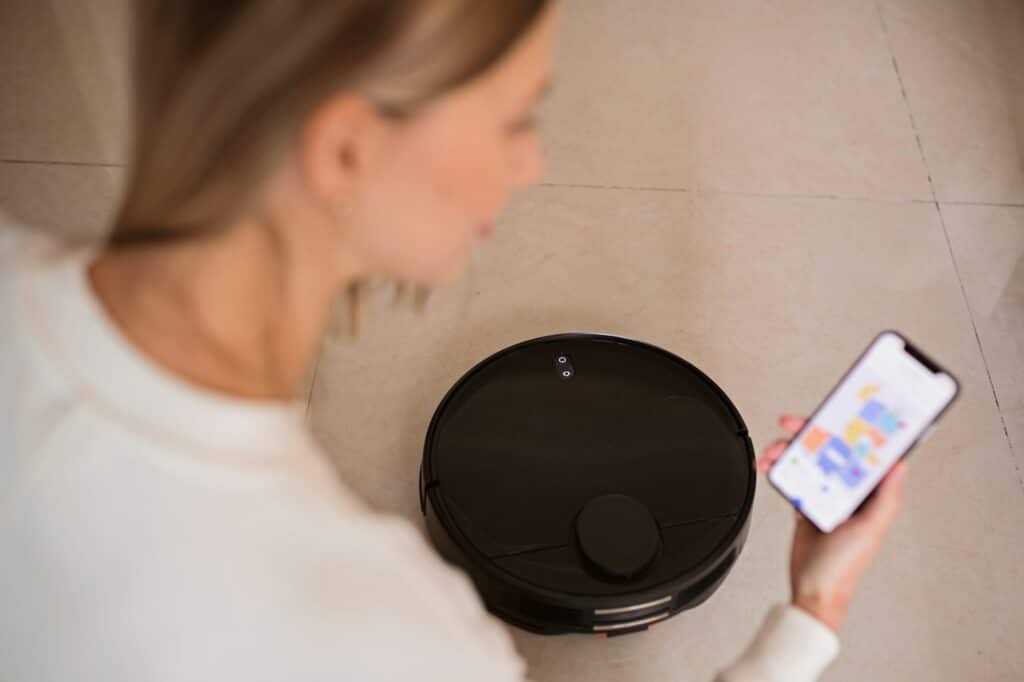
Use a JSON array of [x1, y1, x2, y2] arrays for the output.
[[770, 333, 956, 532]]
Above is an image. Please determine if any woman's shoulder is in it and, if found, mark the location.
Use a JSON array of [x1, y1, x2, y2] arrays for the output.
[[242, 509, 529, 681], [2, 429, 527, 681]]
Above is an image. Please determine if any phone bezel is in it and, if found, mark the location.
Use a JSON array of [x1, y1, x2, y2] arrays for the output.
[[767, 329, 961, 533]]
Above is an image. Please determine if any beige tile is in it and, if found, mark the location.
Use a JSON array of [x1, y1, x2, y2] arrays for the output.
[[880, 3, 1024, 203], [943, 205, 1024, 413], [308, 186, 1024, 680], [843, 398, 1024, 681], [0, 161, 123, 241], [539, 0, 931, 200], [0, 0, 130, 164]]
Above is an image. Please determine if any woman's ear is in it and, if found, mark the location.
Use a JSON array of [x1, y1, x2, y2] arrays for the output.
[[298, 93, 383, 206]]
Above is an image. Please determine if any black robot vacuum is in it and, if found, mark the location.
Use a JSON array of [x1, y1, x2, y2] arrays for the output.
[[419, 333, 755, 637]]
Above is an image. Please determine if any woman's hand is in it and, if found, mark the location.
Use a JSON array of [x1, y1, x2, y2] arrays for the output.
[[757, 415, 909, 634]]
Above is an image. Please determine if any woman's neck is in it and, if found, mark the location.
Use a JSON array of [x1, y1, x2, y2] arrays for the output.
[[88, 217, 352, 401]]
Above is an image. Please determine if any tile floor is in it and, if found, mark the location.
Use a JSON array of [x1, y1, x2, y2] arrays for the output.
[[3, 1, 1022, 680]]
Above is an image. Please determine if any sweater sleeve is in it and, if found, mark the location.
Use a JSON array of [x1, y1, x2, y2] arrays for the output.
[[713, 604, 840, 682]]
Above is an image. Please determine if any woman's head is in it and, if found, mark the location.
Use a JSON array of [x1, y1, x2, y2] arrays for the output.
[[115, 0, 557, 288]]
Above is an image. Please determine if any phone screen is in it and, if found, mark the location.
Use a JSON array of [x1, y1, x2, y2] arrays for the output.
[[769, 331, 958, 532]]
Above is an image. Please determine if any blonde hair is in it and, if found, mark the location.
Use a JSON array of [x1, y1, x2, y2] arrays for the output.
[[112, 0, 550, 335]]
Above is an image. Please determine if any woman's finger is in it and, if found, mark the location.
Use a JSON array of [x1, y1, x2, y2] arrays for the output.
[[854, 460, 908, 533], [757, 438, 790, 471], [779, 415, 808, 436]]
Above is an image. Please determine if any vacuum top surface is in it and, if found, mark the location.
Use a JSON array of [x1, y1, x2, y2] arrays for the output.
[[423, 334, 754, 596]]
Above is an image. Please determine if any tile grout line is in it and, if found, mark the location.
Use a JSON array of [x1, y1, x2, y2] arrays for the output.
[[539, 183, 1024, 209], [1, 158, 124, 169], [876, 1, 1021, 489], [941, 200, 1024, 209], [540, 182, 934, 204], [3, 162, 1021, 209], [541, 182, 690, 194]]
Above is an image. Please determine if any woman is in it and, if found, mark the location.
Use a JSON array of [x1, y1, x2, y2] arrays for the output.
[[0, 1, 908, 680]]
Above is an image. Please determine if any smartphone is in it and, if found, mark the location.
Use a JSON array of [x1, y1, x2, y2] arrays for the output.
[[768, 330, 959, 533]]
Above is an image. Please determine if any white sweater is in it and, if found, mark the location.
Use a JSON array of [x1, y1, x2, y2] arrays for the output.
[[0, 217, 840, 681]]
